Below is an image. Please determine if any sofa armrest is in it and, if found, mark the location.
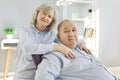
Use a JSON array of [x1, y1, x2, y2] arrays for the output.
[[108, 66, 120, 79]]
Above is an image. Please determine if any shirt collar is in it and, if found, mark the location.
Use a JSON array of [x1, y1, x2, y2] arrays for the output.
[[32, 25, 49, 34]]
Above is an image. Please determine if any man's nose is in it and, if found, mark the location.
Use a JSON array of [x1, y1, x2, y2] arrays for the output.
[[69, 31, 74, 36]]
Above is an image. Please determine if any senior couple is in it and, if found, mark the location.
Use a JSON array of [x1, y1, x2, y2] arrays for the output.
[[14, 18, 119, 80], [14, 14, 119, 80], [14, 3, 119, 80]]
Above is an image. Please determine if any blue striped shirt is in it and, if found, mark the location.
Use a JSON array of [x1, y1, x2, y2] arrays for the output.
[[14, 25, 56, 80], [35, 46, 117, 80]]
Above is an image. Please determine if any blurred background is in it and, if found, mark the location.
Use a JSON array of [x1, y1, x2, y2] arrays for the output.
[[0, 0, 120, 79]]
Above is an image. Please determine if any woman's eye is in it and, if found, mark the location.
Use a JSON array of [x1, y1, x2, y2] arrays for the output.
[[42, 12, 46, 15], [48, 15, 51, 18]]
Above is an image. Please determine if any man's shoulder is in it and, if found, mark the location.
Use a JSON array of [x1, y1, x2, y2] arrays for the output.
[[44, 51, 65, 59]]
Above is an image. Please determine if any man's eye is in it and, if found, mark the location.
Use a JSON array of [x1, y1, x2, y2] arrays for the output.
[[64, 31, 68, 33], [73, 29, 77, 32]]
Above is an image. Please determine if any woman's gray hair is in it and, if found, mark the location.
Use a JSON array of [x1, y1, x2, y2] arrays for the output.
[[30, 4, 57, 30]]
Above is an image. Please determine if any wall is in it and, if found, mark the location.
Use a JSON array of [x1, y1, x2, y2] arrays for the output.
[[97, 0, 120, 67], [1, 0, 119, 73], [1, 0, 120, 73], [0, 0, 89, 72]]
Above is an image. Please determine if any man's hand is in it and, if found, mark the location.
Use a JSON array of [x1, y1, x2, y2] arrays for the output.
[[80, 42, 92, 54]]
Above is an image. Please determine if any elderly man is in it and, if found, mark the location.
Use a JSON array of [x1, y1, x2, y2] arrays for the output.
[[35, 19, 118, 80]]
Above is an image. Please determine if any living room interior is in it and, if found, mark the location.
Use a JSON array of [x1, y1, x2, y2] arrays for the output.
[[0, 0, 120, 80]]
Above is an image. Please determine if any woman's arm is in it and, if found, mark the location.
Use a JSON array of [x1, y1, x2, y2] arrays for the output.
[[53, 43, 75, 59], [77, 40, 92, 54], [19, 28, 53, 55], [19, 28, 75, 59]]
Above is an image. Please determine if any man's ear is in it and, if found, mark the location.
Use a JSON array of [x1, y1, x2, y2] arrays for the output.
[[57, 33, 60, 39]]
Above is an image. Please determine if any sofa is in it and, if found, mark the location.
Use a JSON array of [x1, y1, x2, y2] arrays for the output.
[[108, 66, 120, 79]]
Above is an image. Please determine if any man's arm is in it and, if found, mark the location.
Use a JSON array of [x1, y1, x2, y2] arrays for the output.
[[35, 52, 62, 80]]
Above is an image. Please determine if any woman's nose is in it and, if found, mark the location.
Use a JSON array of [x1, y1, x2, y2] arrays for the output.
[[44, 16, 48, 19], [44, 14, 50, 19]]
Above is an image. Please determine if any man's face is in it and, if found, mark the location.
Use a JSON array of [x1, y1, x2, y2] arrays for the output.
[[57, 21, 78, 48]]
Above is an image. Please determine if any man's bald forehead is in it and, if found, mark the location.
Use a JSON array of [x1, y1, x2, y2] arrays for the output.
[[57, 19, 75, 31]]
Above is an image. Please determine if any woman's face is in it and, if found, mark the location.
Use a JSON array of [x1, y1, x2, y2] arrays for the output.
[[36, 10, 54, 30]]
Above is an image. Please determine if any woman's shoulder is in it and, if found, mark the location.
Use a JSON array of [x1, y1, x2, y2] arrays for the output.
[[18, 25, 34, 35], [49, 28, 57, 35], [20, 25, 33, 31]]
